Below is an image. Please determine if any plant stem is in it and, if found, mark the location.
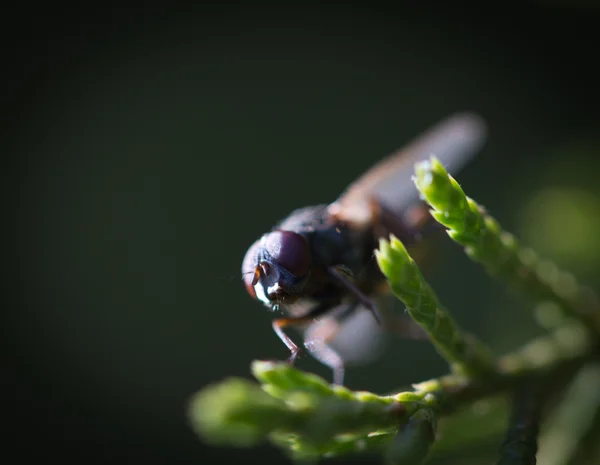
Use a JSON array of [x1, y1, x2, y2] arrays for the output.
[[411, 321, 593, 416], [413, 156, 600, 335], [375, 235, 495, 378], [385, 408, 437, 465], [189, 320, 595, 460], [494, 378, 543, 465]]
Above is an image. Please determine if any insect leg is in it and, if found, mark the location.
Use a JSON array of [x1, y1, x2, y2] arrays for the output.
[[303, 320, 346, 386], [327, 266, 381, 324], [305, 302, 387, 385], [271, 302, 337, 365]]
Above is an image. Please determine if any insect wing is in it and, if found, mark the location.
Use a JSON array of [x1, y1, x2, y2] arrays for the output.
[[303, 303, 388, 367], [329, 113, 487, 226], [302, 296, 427, 367]]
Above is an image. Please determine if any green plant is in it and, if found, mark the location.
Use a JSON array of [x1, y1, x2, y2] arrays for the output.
[[188, 157, 600, 464]]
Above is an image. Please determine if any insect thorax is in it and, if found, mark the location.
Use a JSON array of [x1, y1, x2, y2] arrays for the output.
[[275, 204, 377, 279]]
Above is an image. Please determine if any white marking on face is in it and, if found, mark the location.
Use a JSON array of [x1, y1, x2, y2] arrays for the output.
[[266, 283, 280, 296], [254, 282, 270, 305]]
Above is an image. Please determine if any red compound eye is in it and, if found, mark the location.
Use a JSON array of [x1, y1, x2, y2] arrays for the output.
[[264, 230, 311, 277], [241, 239, 261, 299]]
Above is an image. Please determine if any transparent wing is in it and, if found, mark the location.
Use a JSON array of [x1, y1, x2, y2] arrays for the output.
[[329, 113, 487, 225], [303, 303, 388, 367], [326, 305, 388, 365], [303, 296, 427, 367]]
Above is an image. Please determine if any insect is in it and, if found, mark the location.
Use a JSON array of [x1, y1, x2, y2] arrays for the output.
[[241, 113, 487, 385]]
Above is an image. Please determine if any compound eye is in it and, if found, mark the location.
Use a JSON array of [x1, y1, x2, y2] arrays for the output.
[[265, 230, 311, 277], [241, 240, 261, 299], [243, 269, 260, 299]]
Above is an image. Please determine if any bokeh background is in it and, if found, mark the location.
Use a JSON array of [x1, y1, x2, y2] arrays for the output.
[[5, 3, 600, 464]]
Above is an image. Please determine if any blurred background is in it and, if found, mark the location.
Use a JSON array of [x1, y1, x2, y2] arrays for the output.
[[5, 3, 600, 464]]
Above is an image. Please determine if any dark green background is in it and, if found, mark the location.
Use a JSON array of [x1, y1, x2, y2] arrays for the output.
[[6, 3, 600, 464]]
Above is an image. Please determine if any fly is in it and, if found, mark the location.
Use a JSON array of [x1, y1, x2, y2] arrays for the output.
[[241, 113, 487, 385]]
